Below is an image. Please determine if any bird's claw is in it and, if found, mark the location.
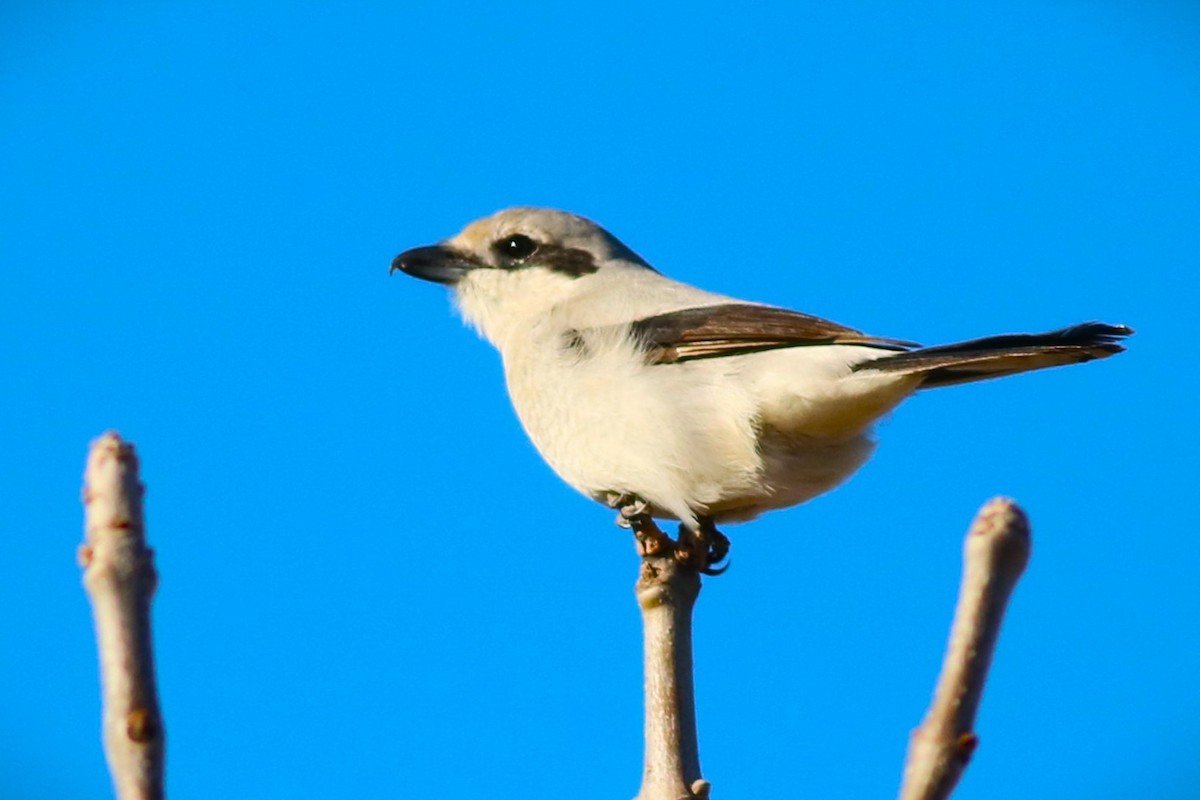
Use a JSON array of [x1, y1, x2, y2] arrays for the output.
[[702, 522, 731, 572], [609, 493, 673, 554], [612, 493, 651, 529], [676, 519, 731, 575], [611, 495, 731, 574]]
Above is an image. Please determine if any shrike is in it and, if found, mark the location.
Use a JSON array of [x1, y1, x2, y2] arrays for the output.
[[392, 207, 1130, 570]]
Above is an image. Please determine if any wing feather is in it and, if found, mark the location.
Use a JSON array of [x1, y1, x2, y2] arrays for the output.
[[628, 303, 916, 365]]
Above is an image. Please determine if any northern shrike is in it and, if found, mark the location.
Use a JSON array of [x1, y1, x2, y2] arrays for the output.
[[392, 207, 1130, 570]]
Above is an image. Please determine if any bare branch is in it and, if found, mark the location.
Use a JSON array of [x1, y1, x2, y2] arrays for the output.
[[80, 432, 165, 800], [633, 522, 710, 800], [899, 497, 1031, 800]]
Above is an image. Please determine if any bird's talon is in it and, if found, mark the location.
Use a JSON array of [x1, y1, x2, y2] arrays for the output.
[[704, 526, 731, 567], [618, 496, 668, 555], [615, 493, 657, 534], [681, 518, 732, 575], [619, 499, 650, 520]]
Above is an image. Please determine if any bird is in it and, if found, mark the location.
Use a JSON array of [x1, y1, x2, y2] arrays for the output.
[[391, 207, 1130, 571]]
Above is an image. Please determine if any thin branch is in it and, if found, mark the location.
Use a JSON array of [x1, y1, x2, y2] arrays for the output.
[[899, 497, 1031, 800], [79, 432, 165, 800], [633, 522, 710, 800]]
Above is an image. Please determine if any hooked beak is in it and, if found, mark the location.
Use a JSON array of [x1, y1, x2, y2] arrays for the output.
[[390, 245, 476, 285]]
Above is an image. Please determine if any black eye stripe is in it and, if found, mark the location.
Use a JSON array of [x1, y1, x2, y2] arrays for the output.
[[487, 235, 600, 279], [537, 245, 599, 277]]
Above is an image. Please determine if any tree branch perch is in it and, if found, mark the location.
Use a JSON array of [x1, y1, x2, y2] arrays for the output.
[[633, 522, 709, 800], [79, 432, 165, 800]]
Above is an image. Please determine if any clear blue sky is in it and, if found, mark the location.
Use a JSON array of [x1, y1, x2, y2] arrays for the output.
[[2, 3, 1197, 798]]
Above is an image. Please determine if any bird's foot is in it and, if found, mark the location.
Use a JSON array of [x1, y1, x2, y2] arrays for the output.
[[677, 518, 731, 575], [609, 495, 730, 572], [610, 493, 649, 528], [700, 518, 731, 569], [610, 494, 673, 556]]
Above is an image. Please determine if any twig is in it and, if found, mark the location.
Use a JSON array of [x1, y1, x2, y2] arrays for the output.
[[633, 522, 710, 800], [79, 432, 165, 800], [898, 497, 1031, 800]]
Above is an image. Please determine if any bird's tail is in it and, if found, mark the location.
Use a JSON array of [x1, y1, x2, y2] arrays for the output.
[[854, 322, 1133, 389]]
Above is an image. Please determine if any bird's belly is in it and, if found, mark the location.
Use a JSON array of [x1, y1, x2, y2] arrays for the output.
[[705, 430, 878, 523], [501, 345, 764, 525]]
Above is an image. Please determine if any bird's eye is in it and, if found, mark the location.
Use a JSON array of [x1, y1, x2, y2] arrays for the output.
[[494, 234, 539, 261]]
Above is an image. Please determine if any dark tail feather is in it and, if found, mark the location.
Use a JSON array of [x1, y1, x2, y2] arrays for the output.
[[854, 322, 1133, 389]]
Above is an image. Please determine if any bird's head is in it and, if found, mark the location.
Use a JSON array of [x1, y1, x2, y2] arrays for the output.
[[392, 207, 654, 346]]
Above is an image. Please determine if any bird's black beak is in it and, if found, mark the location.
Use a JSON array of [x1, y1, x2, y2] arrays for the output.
[[390, 245, 475, 285]]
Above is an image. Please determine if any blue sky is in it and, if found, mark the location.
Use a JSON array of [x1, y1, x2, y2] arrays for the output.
[[2, 2, 1197, 798]]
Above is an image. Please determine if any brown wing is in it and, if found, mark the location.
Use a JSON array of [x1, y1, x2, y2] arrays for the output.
[[628, 303, 916, 365]]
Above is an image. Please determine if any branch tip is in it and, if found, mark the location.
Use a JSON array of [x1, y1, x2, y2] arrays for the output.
[[81, 432, 165, 800], [898, 498, 1031, 800]]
